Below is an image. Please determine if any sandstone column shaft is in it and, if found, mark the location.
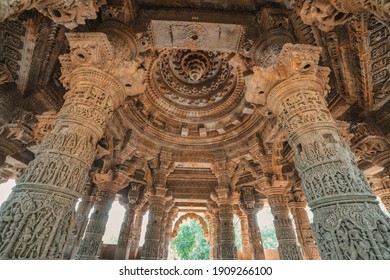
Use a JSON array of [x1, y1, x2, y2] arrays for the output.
[[141, 196, 166, 260], [218, 202, 237, 260], [289, 202, 320, 260], [239, 213, 253, 260], [268, 194, 303, 260], [115, 205, 136, 260], [266, 44, 390, 260], [128, 207, 147, 259], [76, 190, 116, 260], [0, 69, 120, 259], [63, 187, 95, 259], [247, 209, 266, 260]]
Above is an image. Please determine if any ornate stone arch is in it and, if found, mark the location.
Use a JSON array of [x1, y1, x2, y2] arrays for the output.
[[170, 213, 209, 240]]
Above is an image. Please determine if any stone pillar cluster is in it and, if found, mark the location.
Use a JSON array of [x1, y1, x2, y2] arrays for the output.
[[263, 43, 390, 259]]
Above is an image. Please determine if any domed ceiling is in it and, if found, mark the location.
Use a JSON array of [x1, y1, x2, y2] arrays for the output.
[[118, 48, 266, 151]]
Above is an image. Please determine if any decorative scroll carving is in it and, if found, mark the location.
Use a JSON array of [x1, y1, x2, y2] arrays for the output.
[[0, 189, 74, 259]]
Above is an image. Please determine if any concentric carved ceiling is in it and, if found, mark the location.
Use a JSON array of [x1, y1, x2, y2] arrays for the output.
[[118, 48, 266, 150]]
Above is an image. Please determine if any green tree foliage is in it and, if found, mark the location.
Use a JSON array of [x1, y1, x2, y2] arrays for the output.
[[170, 220, 210, 260], [261, 226, 278, 249]]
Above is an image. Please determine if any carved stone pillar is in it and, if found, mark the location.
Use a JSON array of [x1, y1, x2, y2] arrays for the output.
[[63, 183, 96, 259], [206, 202, 220, 260], [214, 209, 221, 259], [0, 0, 104, 29], [141, 187, 171, 260], [211, 188, 238, 260], [0, 35, 132, 259], [75, 190, 115, 260], [239, 186, 266, 260], [162, 207, 178, 260], [158, 200, 174, 260], [238, 210, 252, 260], [288, 186, 321, 260], [265, 180, 303, 260], [263, 44, 390, 259], [114, 183, 143, 260], [76, 170, 130, 260], [127, 204, 148, 259]]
